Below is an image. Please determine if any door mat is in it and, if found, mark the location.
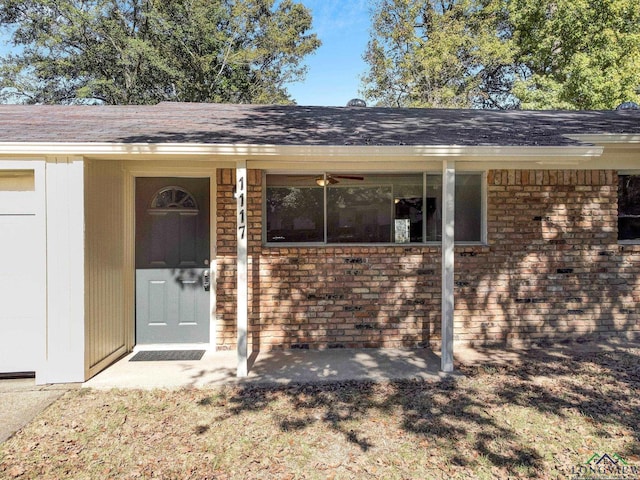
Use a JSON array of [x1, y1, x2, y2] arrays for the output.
[[129, 350, 206, 362]]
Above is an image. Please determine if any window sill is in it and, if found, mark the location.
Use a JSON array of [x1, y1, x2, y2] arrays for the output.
[[262, 242, 487, 248]]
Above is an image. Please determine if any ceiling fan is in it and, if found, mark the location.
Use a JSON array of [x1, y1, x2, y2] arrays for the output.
[[316, 174, 365, 186], [282, 173, 365, 186]]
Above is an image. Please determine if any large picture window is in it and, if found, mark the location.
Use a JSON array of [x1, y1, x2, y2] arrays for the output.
[[618, 174, 640, 241], [265, 172, 483, 244]]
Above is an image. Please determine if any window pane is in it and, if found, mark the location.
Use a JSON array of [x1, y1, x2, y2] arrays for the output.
[[426, 173, 482, 242], [456, 174, 482, 242], [266, 175, 324, 242], [618, 175, 640, 240], [328, 185, 392, 242], [0, 170, 34, 192], [325, 174, 423, 243], [393, 176, 423, 243], [426, 175, 442, 242]]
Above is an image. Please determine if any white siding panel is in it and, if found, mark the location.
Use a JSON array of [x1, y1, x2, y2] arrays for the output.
[[42, 157, 85, 384], [84, 160, 127, 378]]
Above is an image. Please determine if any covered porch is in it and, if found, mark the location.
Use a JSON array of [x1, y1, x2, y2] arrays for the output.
[[83, 347, 452, 390]]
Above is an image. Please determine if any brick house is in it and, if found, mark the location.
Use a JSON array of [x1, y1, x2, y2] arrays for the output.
[[0, 103, 639, 383]]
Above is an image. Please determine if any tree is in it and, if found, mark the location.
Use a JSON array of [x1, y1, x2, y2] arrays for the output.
[[363, 0, 515, 109], [510, 0, 640, 110], [363, 0, 640, 109], [0, 0, 320, 105]]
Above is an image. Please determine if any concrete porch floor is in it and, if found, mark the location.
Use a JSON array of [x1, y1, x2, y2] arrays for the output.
[[83, 348, 456, 389]]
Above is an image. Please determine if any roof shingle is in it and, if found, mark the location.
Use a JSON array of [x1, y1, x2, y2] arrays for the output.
[[0, 102, 638, 147]]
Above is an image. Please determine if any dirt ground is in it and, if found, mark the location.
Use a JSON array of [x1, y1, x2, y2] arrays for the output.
[[1, 343, 638, 479]]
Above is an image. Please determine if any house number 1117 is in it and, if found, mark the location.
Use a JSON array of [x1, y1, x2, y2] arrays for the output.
[[237, 175, 246, 240]]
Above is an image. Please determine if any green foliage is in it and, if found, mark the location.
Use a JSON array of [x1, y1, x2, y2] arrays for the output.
[[363, 0, 640, 109], [510, 0, 640, 109], [363, 0, 515, 109], [0, 0, 320, 104]]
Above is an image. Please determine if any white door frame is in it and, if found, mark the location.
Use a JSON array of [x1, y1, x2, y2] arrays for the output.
[[124, 164, 218, 351]]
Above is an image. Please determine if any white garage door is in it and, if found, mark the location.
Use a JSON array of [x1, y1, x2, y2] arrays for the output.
[[0, 165, 46, 375]]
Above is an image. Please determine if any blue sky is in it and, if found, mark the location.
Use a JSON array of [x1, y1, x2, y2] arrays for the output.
[[286, 0, 372, 106], [0, 1, 372, 107]]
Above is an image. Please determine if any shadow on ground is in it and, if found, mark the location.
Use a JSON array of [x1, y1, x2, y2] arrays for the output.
[[197, 342, 640, 475]]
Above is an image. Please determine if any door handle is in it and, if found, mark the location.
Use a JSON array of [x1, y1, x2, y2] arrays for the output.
[[203, 270, 210, 291]]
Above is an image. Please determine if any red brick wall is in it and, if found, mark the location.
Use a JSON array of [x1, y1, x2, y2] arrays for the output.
[[215, 169, 640, 350], [457, 169, 640, 346], [215, 168, 237, 349], [254, 246, 442, 350]]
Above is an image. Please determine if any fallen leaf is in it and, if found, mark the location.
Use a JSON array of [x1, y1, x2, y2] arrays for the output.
[[8, 465, 26, 478]]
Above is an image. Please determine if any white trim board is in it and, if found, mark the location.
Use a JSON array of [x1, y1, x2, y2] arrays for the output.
[[0, 142, 603, 160]]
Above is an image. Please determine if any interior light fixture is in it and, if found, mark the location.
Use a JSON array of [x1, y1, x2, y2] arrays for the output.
[[315, 176, 339, 186]]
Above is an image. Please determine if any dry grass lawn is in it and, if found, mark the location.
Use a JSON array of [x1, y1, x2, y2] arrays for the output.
[[1, 345, 639, 479]]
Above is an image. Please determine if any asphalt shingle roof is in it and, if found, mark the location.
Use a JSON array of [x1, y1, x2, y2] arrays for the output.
[[0, 102, 638, 147]]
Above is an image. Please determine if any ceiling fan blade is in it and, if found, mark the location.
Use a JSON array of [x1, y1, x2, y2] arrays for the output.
[[332, 175, 365, 181], [325, 176, 339, 185]]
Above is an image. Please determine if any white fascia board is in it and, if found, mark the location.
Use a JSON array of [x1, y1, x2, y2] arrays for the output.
[[0, 142, 603, 160], [565, 134, 640, 145]]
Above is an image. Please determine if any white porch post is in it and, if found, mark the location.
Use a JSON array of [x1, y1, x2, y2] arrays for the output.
[[236, 161, 249, 377], [441, 160, 455, 372]]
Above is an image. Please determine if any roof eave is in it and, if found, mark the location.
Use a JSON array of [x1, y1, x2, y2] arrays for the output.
[[0, 142, 604, 161]]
